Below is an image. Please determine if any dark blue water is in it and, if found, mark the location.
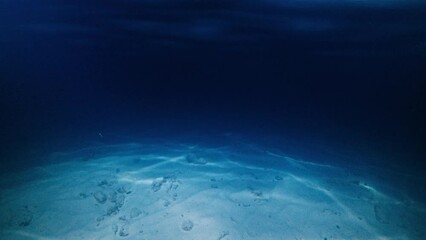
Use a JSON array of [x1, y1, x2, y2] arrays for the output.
[[1, 0, 425, 181]]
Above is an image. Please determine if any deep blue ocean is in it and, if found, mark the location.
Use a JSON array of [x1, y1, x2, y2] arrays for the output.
[[1, 0, 425, 170], [0, 1, 425, 239]]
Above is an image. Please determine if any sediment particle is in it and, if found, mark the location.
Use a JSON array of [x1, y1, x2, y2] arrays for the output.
[[181, 219, 194, 231], [93, 191, 107, 204], [119, 225, 129, 237], [151, 178, 165, 192]]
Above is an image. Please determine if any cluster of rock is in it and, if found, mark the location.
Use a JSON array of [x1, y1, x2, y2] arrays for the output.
[[151, 175, 181, 207], [92, 178, 131, 220], [79, 176, 146, 237]]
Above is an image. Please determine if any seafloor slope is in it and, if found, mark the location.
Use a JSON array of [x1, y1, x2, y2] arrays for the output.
[[0, 142, 424, 240]]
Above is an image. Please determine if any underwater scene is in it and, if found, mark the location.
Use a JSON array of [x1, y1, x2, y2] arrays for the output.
[[1, 0, 426, 239]]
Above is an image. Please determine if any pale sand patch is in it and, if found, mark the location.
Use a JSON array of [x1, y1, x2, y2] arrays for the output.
[[1, 143, 425, 240]]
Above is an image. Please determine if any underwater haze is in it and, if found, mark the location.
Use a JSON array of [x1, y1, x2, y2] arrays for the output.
[[1, 0, 426, 239]]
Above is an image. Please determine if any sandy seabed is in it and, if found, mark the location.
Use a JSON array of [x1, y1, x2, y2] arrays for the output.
[[0, 142, 425, 240]]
